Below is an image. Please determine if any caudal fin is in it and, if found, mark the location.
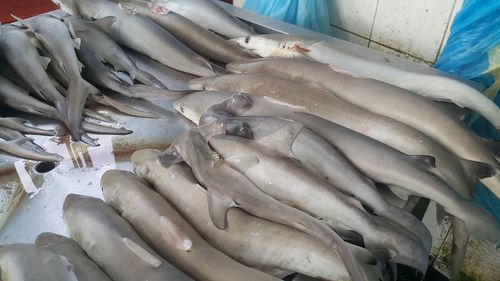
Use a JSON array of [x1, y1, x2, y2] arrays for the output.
[[66, 77, 98, 142]]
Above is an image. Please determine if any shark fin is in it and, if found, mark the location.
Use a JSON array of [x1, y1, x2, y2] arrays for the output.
[[207, 190, 235, 230], [29, 37, 43, 49], [73, 38, 81, 50], [160, 216, 192, 251], [92, 16, 116, 33], [449, 218, 469, 281], [435, 205, 448, 226], [67, 20, 77, 38], [255, 121, 303, 157], [157, 148, 183, 167], [406, 154, 436, 170], [122, 237, 162, 268], [39, 56, 51, 70], [225, 154, 259, 170], [10, 14, 33, 31], [388, 185, 410, 200], [460, 158, 496, 181], [482, 138, 500, 158]]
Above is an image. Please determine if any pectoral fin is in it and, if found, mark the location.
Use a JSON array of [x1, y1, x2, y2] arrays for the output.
[[123, 237, 162, 268], [157, 148, 183, 167], [255, 121, 302, 157], [207, 190, 235, 230], [92, 16, 117, 33], [39, 56, 51, 69], [160, 216, 192, 251]]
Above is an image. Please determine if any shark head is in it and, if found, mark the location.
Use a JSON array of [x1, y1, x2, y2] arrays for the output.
[[230, 35, 311, 58]]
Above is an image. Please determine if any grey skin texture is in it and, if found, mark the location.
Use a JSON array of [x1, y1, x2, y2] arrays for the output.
[[172, 92, 500, 244], [229, 34, 500, 130], [132, 149, 377, 281], [15, 14, 98, 145], [0, 74, 62, 121], [153, 0, 255, 38], [35, 232, 113, 281], [63, 16, 165, 88], [0, 25, 67, 117], [63, 194, 195, 281], [206, 122, 429, 273], [200, 110, 431, 251], [0, 244, 78, 281], [126, 50, 196, 91], [0, 117, 57, 136], [227, 58, 499, 197], [53, 0, 215, 77], [189, 74, 493, 199], [101, 169, 282, 281], [0, 131, 63, 162], [76, 43, 185, 100], [0, 126, 47, 153], [158, 128, 369, 281], [115, 0, 255, 63]]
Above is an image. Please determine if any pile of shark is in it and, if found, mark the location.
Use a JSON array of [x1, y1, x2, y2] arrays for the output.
[[0, 0, 499, 280]]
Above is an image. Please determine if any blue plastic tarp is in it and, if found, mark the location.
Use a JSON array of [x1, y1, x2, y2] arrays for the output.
[[434, 0, 500, 220], [243, 0, 330, 34]]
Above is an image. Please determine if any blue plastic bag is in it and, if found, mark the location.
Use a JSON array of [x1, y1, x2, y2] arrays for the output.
[[243, 0, 330, 34], [434, 0, 500, 220]]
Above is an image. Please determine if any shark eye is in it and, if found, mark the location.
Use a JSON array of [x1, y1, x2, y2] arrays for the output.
[[244, 36, 250, 44]]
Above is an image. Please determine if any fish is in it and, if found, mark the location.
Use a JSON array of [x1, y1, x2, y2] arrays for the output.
[[0, 126, 47, 153], [153, 0, 255, 38], [76, 42, 186, 100], [126, 50, 196, 91], [101, 169, 282, 281], [63, 16, 165, 88], [0, 25, 67, 117], [132, 148, 377, 280], [116, 0, 256, 63], [158, 127, 370, 281], [227, 58, 500, 197], [0, 117, 57, 136], [35, 232, 113, 281], [53, 0, 215, 77], [0, 244, 79, 281], [0, 74, 98, 146], [229, 34, 500, 130], [81, 121, 132, 135], [201, 109, 431, 250], [0, 74, 62, 121], [91, 92, 166, 119], [63, 194, 196, 281], [206, 121, 429, 272], [174, 92, 500, 243], [189, 75, 489, 199], [13, 14, 99, 145], [0, 131, 63, 162]]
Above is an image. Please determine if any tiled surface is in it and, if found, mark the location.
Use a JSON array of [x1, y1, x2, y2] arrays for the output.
[[326, 0, 379, 38], [325, 0, 461, 64], [371, 0, 455, 62], [369, 41, 432, 65], [330, 26, 370, 47], [439, 0, 464, 56]]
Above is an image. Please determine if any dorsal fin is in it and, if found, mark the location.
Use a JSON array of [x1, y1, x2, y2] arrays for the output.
[[160, 216, 192, 251], [406, 154, 436, 170], [255, 121, 302, 157], [460, 158, 497, 180], [207, 189, 235, 230], [39, 56, 51, 70], [10, 14, 33, 31], [482, 138, 500, 158], [92, 16, 116, 33], [157, 148, 183, 167], [123, 237, 162, 268]]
